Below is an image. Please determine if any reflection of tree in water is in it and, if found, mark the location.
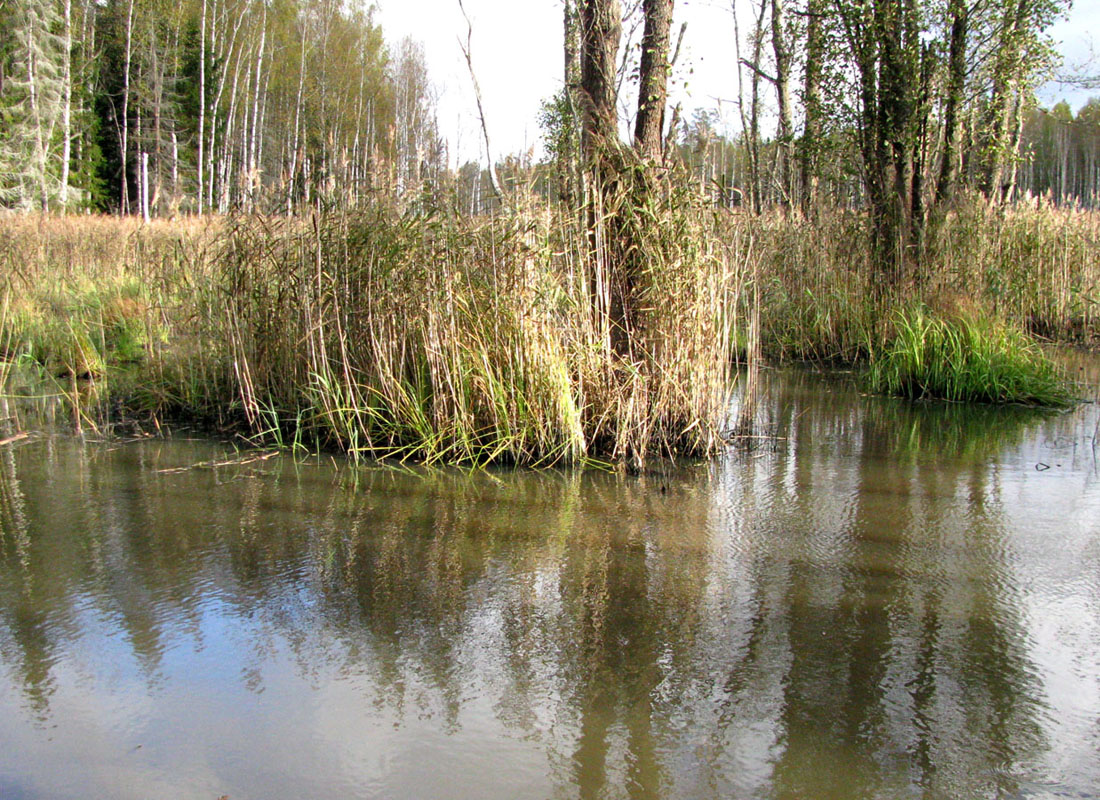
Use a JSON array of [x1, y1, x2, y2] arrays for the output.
[[0, 442, 62, 721], [0, 405, 1080, 798], [744, 369, 1050, 798]]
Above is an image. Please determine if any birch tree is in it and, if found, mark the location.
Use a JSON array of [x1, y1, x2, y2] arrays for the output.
[[0, 0, 67, 208]]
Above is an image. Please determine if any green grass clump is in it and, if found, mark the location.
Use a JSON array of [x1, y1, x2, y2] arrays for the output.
[[867, 306, 1074, 407]]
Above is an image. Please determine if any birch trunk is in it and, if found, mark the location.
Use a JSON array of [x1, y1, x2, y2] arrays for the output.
[[770, 0, 793, 204], [121, 0, 135, 213], [198, 0, 206, 214], [60, 0, 73, 208]]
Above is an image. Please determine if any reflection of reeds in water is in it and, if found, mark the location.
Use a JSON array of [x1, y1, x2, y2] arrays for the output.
[[0, 436, 1078, 797], [865, 394, 1053, 462], [747, 365, 1065, 466], [0, 290, 12, 391]]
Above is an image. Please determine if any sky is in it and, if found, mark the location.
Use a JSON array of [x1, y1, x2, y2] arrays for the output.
[[375, 0, 1100, 169]]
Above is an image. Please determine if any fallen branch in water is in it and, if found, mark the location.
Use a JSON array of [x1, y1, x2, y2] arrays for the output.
[[156, 450, 280, 474], [0, 432, 29, 446]]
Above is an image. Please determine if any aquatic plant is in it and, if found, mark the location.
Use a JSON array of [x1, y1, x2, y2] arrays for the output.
[[866, 306, 1074, 407], [1, 198, 1096, 461], [747, 197, 1100, 361]]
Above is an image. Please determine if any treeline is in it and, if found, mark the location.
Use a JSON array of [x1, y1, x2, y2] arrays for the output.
[[1019, 100, 1100, 206], [0, 0, 444, 214], [3, 0, 1098, 232], [656, 0, 1082, 224], [671, 97, 1100, 213]]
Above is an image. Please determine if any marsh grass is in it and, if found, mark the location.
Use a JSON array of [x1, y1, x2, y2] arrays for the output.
[[1, 195, 1095, 462], [742, 196, 1100, 361], [0, 214, 228, 423], [219, 184, 747, 466], [867, 305, 1073, 406]]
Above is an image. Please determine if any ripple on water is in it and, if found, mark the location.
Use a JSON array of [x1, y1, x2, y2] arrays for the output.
[[2, 363, 1100, 798]]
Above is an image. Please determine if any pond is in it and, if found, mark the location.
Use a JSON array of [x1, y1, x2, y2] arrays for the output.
[[1, 362, 1098, 799]]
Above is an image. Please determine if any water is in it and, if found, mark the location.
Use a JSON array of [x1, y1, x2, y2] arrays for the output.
[[1, 364, 1098, 800]]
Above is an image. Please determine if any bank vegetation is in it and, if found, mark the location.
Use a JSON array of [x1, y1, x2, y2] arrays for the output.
[[3, 0, 1099, 465]]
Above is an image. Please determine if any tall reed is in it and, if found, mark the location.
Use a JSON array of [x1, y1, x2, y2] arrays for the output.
[[0, 214, 228, 421], [738, 197, 1100, 361], [219, 189, 749, 466], [2, 196, 1095, 460]]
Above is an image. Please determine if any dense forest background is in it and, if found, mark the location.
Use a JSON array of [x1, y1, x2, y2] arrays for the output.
[[0, 0, 1098, 218]]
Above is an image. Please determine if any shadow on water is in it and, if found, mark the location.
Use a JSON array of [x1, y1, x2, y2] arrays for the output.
[[0, 360, 1098, 799]]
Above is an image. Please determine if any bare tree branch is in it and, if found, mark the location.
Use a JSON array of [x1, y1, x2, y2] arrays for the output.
[[456, 0, 504, 203]]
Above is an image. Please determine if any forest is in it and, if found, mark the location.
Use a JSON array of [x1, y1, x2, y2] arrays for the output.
[[2, 0, 1100, 464], [2, 0, 1098, 216]]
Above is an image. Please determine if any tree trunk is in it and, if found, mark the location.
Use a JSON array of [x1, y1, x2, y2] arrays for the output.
[[121, 0, 135, 214], [746, 0, 766, 212], [981, 0, 1031, 203], [198, 0, 206, 214], [579, 0, 621, 169], [26, 28, 49, 211], [579, 0, 624, 352], [935, 0, 967, 205], [798, 0, 824, 213], [247, 3, 267, 211], [60, 0, 73, 208], [561, 0, 583, 203], [770, 0, 793, 204], [634, 0, 673, 162], [288, 31, 306, 213]]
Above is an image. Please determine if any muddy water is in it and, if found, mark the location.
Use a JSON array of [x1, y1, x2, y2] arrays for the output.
[[1, 363, 1098, 800]]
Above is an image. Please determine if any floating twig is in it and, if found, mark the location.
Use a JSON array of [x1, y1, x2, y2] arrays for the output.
[[156, 450, 280, 474], [0, 432, 29, 446]]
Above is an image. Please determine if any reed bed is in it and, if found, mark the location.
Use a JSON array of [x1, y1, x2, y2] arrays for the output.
[[0, 214, 228, 422], [742, 196, 1100, 361], [219, 190, 747, 466], [1, 196, 1095, 461]]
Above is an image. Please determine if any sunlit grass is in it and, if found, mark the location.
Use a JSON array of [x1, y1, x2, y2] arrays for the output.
[[2, 196, 1096, 459], [867, 306, 1074, 407]]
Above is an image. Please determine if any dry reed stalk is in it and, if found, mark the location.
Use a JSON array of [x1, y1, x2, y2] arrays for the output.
[[2, 198, 1095, 461]]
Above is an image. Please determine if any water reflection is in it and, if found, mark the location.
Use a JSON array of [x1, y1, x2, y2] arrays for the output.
[[1, 367, 1098, 799]]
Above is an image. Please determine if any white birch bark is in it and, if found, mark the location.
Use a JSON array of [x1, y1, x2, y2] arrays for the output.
[[60, 0, 73, 208]]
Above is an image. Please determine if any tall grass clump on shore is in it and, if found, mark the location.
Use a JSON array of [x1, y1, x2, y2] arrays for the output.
[[867, 306, 1073, 407], [741, 196, 1100, 362], [0, 202, 748, 465], [928, 198, 1100, 341]]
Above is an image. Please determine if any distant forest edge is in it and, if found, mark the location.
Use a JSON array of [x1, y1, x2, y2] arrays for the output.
[[2, 0, 1099, 217]]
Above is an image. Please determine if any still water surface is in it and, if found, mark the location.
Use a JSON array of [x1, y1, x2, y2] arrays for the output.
[[1, 365, 1099, 800]]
